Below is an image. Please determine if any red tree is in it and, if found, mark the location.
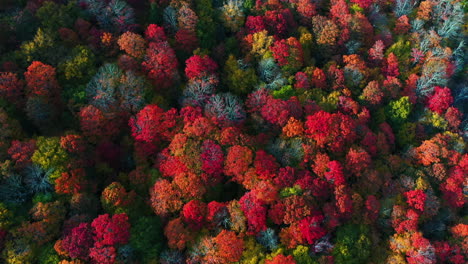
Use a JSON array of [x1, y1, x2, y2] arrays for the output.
[[224, 145, 254, 180], [383, 53, 399, 77], [24, 61, 60, 98], [201, 139, 224, 180], [0, 72, 24, 106], [91, 213, 130, 247], [79, 105, 121, 141], [266, 254, 297, 264], [254, 150, 279, 180], [55, 168, 89, 195], [141, 41, 179, 89], [164, 217, 194, 250], [271, 37, 303, 73], [89, 245, 117, 264], [404, 190, 426, 211], [299, 213, 327, 245], [305, 111, 356, 152], [184, 55, 218, 79], [182, 200, 207, 230], [427, 86, 453, 114], [150, 179, 183, 216], [214, 230, 244, 263], [129, 104, 179, 143], [145, 24, 167, 43], [324, 160, 346, 186], [7, 139, 36, 169], [345, 147, 372, 176], [264, 9, 297, 37], [239, 192, 267, 234], [61, 223, 94, 260]]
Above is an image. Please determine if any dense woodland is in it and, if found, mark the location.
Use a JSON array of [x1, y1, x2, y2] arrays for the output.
[[0, 0, 467, 263]]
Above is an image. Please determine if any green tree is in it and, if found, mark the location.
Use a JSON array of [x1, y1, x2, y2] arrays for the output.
[[332, 224, 371, 264], [20, 28, 65, 65], [58, 45, 96, 82], [130, 216, 164, 262], [35, 1, 79, 31], [386, 96, 412, 125], [195, 0, 217, 50], [223, 55, 258, 95], [293, 245, 318, 264], [31, 137, 69, 180]]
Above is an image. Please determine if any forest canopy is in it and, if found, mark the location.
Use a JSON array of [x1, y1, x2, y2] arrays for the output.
[[0, 0, 466, 263]]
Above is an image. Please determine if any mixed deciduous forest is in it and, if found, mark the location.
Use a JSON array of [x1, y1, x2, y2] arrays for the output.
[[0, 0, 466, 263]]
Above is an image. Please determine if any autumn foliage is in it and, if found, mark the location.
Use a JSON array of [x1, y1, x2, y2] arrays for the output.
[[0, 0, 465, 263]]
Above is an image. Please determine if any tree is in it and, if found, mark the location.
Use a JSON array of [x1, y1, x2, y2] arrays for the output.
[[141, 41, 179, 89], [182, 200, 206, 230], [129, 104, 179, 143], [345, 147, 371, 177], [91, 213, 130, 247], [214, 230, 244, 263], [150, 179, 183, 216], [383, 53, 400, 78], [386, 96, 412, 125], [220, 0, 245, 32], [404, 190, 426, 211], [224, 145, 253, 180], [0, 72, 24, 107], [305, 111, 356, 152], [240, 192, 267, 234], [58, 45, 96, 82], [312, 16, 340, 47], [129, 216, 163, 262], [369, 40, 385, 62], [360, 81, 383, 106], [324, 161, 346, 186], [85, 63, 122, 113], [79, 105, 121, 141], [185, 55, 218, 80], [177, 2, 198, 33], [117, 31, 146, 59], [299, 213, 327, 245], [23, 164, 54, 195], [257, 228, 279, 251], [265, 254, 297, 264], [332, 224, 371, 264], [61, 223, 94, 260], [201, 139, 224, 178], [55, 168, 88, 195], [223, 55, 258, 95], [31, 137, 69, 179], [145, 24, 167, 43], [164, 217, 194, 250], [297, 0, 317, 25], [82, 0, 136, 33], [101, 182, 135, 214], [264, 9, 297, 37], [35, 1, 79, 31], [8, 140, 36, 169], [195, 0, 217, 49], [182, 75, 218, 107], [254, 150, 279, 180], [427, 86, 453, 114], [271, 37, 304, 75], [20, 28, 63, 65], [245, 16, 266, 34], [24, 61, 60, 99], [282, 117, 304, 138], [204, 93, 246, 127], [89, 245, 117, 264], [175, 29, 198, 53]]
